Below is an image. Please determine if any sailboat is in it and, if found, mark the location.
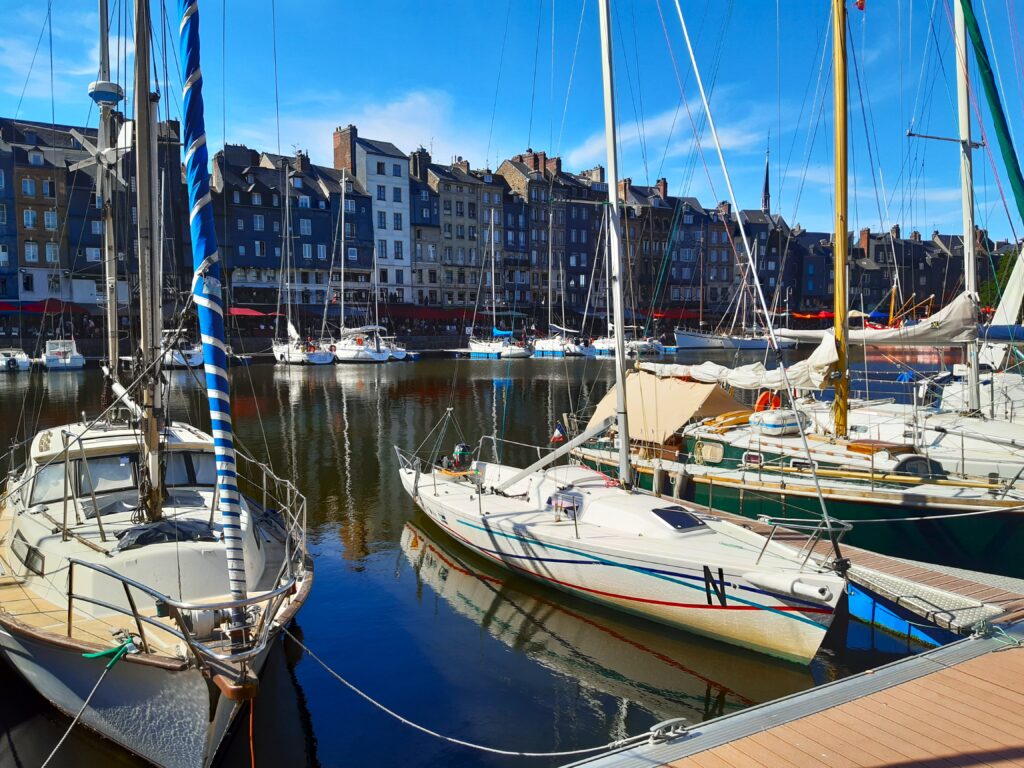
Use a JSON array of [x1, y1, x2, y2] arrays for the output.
[[396, 0, 845, 665], [468, 215, 533, 358], [42, 338, 87, 370], [0, 4, 312, 765], [575, 0, 1024, 579], [533, 214, 584, 357], [272, 159, 333, 365]]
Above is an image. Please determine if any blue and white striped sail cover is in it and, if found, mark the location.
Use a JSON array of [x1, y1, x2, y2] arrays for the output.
[[179, 0, 247, 602]]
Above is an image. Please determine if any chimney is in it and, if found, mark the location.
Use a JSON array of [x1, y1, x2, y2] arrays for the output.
[[544, 156, 562, 175], [890, 224, 901, 240], [618, 178, 632, 200], [655, 177, 668, 199], [294, 150, 310, 172], [333, 124, 357, 173], [453, 156, 471, 175], [586, 165, 605, 183], [859, 227, 870, 253], [409, 147, 431, 181], [718, 200, 732, 217], [910, 230, 921, 242]]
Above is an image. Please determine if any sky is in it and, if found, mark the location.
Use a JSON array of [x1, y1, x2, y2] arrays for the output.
[[3, 0, 1024, 241]]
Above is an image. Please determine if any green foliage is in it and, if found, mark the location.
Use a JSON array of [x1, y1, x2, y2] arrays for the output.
[[980, 248, 1021, 309]]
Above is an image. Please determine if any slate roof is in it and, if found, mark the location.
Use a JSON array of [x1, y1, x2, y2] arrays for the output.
[[355, 137, 406, 159]]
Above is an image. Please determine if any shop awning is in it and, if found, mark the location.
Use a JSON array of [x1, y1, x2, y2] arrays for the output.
[[228, 306, 266, 317], [20, 299, 90, 314]]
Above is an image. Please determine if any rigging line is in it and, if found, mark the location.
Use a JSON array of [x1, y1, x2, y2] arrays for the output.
[[555, 0, 588, 155], [14, 0, 53, 120], [526, 0, 545, 149], [485, 0, 513, 166], [612, 3, 649, 185], [549, 0, 555, 154]]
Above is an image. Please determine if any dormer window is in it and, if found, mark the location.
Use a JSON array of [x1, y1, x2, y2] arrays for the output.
[[298, 195, 310, 209], [292, 177, 303, 189], [28, 151, 43, 166], [246, 173, 254, 184], [252, 192, 262, 205]]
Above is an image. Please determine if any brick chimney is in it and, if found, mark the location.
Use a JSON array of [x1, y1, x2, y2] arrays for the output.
[[655, 177, 668, 199], [333, 124, 357, 173], [544, 156, 562, 175], [409, 147, 431, 182], [910, 230, 922, 242], [859, 227, 870, 253], [453, 156, 471, 175], [584, 165, 605, 183], [618, 177, 632, 200], [294, 150, 311, 172], [717, 200, 732, 217], [513, 149, 547, 173], [890, 224, 901, 240]]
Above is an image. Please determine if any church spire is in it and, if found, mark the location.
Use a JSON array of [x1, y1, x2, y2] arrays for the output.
[[761, 138, 771, 214]]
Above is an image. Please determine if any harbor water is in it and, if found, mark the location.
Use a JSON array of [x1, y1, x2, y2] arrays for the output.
[[0, 352, 936, 767]]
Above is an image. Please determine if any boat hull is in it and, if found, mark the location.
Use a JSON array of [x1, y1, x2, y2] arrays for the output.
[[0, 620, 264, 768], [400, 471, 837, 664], [334, 347, 390, 363], [577, 448, 1024, 579], [43, 354, 86, 370], [272, 343, 334, 365]]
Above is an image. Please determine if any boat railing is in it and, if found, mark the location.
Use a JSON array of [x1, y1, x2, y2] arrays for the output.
[[66, 557, 298, 667], [753, 514, 853, 570]]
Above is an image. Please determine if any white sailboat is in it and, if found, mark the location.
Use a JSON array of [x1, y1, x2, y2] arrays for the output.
[[0, 348, 31, 371], [469, 213, 532, 358], [0, 5, 312, 765], [396, 0, 845, 665], [159, 329, 203, 368], [333, 325, 391, 363], [42, 338, 87, 370]]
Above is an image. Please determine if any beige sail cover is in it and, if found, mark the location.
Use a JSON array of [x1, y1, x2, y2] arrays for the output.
[[588, 373, 746, 446]]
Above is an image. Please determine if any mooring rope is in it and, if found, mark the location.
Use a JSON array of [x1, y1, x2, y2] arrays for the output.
[[282, 627, 676, 758]]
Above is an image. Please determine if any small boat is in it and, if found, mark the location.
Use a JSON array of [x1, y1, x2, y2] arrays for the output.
[[42, 339, 86, 371], [0, 348, 31, 372], [332, 325, 391, 364], [468, 334, 532, 359], [674, 327, 795, 350], [159, 330, 203, 368], [382, 335, 408, 361]]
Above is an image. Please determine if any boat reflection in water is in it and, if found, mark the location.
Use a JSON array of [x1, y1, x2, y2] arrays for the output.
[[401, 517, 819, 723]]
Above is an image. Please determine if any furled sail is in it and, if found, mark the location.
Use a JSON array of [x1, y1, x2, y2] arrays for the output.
[[776, 291, 978, 346], [179, 0, 247, 603]]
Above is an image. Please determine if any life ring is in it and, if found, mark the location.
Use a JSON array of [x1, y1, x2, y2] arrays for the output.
[[329, 344, 337, 353], [356, 337, 364, 346], [754, 391, 782, 412]]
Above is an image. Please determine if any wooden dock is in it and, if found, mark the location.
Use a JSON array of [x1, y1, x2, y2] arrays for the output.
[[566, 621, 1024, 768]]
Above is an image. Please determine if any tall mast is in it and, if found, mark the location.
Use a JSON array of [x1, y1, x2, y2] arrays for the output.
[[284, 164, 292, 335], [597, 0, 631, 489], [90, 0, 124, 379], [340, 170, 347, 328], [489, 211, 496, 323], [547, 196, 554, 332], [134, 0, 163, 520], [831, 0, 849, 437], [955, 1, 981, 412]]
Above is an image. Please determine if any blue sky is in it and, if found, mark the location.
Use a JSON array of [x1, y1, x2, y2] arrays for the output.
[[2, 0, 1024, 240]]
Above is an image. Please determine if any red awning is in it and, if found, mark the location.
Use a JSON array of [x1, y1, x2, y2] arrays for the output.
[[0, 301, 18, 313], [228, 306, 266, 317], [21, 299, 89, 314], [650, 307, 701, 321]]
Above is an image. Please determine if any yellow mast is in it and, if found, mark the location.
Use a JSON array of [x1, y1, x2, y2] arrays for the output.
[[832, 0, 849, 437]]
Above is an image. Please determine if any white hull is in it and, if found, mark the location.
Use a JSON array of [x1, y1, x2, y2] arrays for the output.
[[0, 622, 259, 768], [533, 336, 584, 358], [468, 338, 532, 358], [398, 463, 841, 664], [0, 350, 31, 371], [388, 347, 408, 361], [43, 353, 86, 370], [673, 329, 795, 350], [673, 329, 728, 349], [273, 342, 334, 365], [161, 348, 203, 368], [334, 346, 390, 363]]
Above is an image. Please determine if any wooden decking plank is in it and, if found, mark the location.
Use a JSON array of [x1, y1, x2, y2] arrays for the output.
[[723, 735, 795, 768], [912, 670, 1024, 733], [781, 714, 879, 767], [669, 749, 738, 768], [846, 696, 972, 766], [816, 707, 938, 765]]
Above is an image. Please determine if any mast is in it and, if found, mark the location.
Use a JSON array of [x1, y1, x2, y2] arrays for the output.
[[340, 170, 347, 329], [831, 0, 850, 437], [955, 1, 981, 412], [134, 0, 163, 520], [597, 0, 631, 489], [90, 0, 124, 379], [284, 164, 293, 338], [179, 0, 248, 606]]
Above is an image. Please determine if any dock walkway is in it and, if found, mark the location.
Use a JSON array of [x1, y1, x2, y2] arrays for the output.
[[567, 623, 1024, 768]]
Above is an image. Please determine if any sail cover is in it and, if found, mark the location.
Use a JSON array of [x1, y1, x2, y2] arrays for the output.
[[776, 291, 978, 346], [637, 332, 840, 391], [179, 0, 246, 603]]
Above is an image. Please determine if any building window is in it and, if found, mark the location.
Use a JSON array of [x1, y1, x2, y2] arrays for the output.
[[394, 241, 404, 260], [272, 194, 280, 207], [0, 245, 7, 265], [252, 192, 262, 205], [45, 243, 58, 263], [348, 247, 357, 261], [392, 163, 401, 177], [253, 214, 264, 231], [0, 204, 4, 224], [377, 239, 388, 258], [238, 245, 246, 257], [298, 195, 310, 208], [393, 212, 403, 231], [377, 185, 386, 201], [379, 268, 388, 284], [344, 198, 355, 213], [22, 272, 34, 291], [23, 209, 37, 229], [29, 151, 43, 166], [376, 161, 386, 175], [293, 177, 303, 189], [299, 218, 312, 236], [85, 247, 101, 262], [0, 170, 4, 189], [377, 211, 387, 229], [395, 269, 404, 284], [90, 220, 103, 235], [255, 240, 266, 258], [21, 178, 35, 196], [236, 218, 244, 231], [42, 179, 55, 198], [393, 187, 402, 203], [272, 220, 280, 233], [232, 191, 240, 203], [317, 244, 327, 260], [302, 243, 312, 260], [43, 210, 57, 230]]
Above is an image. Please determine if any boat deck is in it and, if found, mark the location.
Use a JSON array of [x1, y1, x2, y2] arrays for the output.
[[708, 508, 1024, 634], [566, 621, 1024, 768]]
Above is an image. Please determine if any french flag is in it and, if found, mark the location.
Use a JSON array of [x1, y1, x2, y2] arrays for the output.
[[550, 422, 568, 444]]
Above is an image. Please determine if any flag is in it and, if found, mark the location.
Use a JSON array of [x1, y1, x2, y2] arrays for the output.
[[550, 422, 568, 444], [855, 0, 865, 9]]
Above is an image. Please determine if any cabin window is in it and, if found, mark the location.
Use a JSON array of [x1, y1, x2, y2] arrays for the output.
[[191, 453, 217, 485], [894, 455, 945, 479], [742, 451, 764, 466], [79, 454, 137, 496], [12, 532, 45, 576], [165, 452, 217, 486], [651, 506, 706, 531], [790, 458, 817, 471], [547, 490, 583, 519], [29, 462, 69, 505]]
